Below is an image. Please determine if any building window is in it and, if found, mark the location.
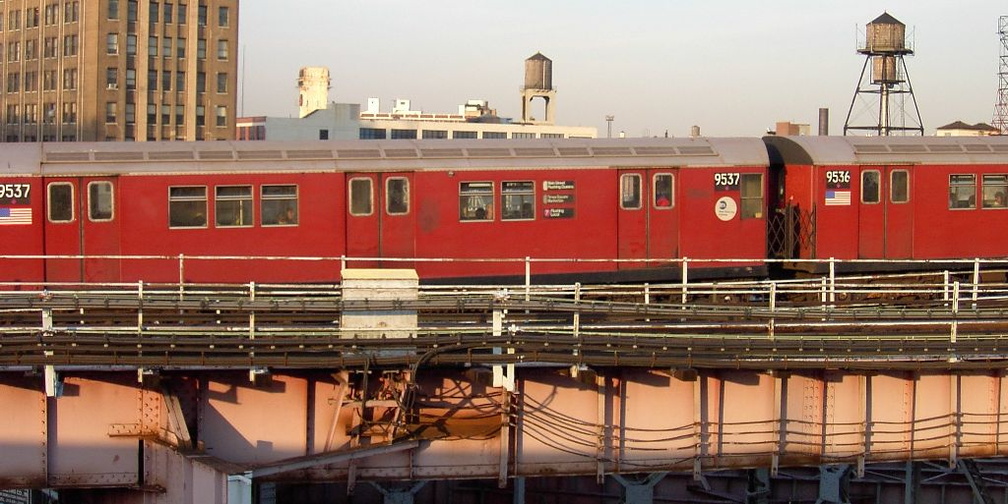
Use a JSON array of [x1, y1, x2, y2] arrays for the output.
[[216, 39, 228, 60], [983, 174, 1008, 208], [453, 131, 477, 139], [349, 178, 373, 216], [147, 103, 157, 123], [125, 69, 136, 89], [25, 40, 37, 60], [319, 129, 329, 140], [216, 106, 226, 127], [197, 4, 207, 25], [43, 70, 56, 91], [126, 0, 137, 22], [5, 105, 18, 125], [178, 2, 186, 24], [8, 10, 20, 29], [62, 102, 77, 124], [149, 36, 158, 56], [653, 173, 674, 208], [43, 102, 55, 123], [149, 2, 159, 23], [422, 129, 448, 139], [161, 104, 170, 124], [6, 72, 19, 93], [148, 69, 157, 89], [740, 173, 763, 219], [88, 181, 114, 221], [218, 6, 228, 26], [620, 174, 641, 210], [513, 132, 535, 139], [106, 102, 117, 123], [8, 41, 19, 62], [169, 187, 207, 228], [61, 35, 76, 56], [163, 37, 172, 58], [44, 37, 57, 58], [175, 71, 185, 91], [501, 181, 534, 220], [196, 72, 206, 92], [125, 103, 135, 124], [460, 182, 493, 221], [107, 0, 118, 19], [262, 185, 298, 226], [126, 34, 136, 56], [197, 38, 205, 59], [175, 105, 184, 124], [48, 182, 74, 222], [106, 33, 118, 54], [195, 105, 204, 126], [46, 4, 60, 24], [64, 1, 78, 23], [949, 174, 976, 209], [216, 72, 227, 93], [482, 131, 506, 139], [215, 186, 252, 227], [24, 104, 37, 124], [541, 133, 564, 139], [176, 37, 185, 58], [161, 70, 171, 91], [164, 3, 173, 23], [26, 8, 39, 28], [24, 72, 37, 92], [62, 68, 76, 90], [359, 128, 386, 139], [390, 129, 416, 139]]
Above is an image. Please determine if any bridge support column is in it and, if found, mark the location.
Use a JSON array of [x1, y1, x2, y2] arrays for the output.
[[816, 464, 851, 504], [612, 473, 666, 504], [747, 468, 771, 504], [369, 481, 427, 504]]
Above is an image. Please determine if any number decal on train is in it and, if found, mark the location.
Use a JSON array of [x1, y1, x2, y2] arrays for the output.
[[0, 183, 30, 201], [825, 170, 851, 189], [714, 173, 740, 191]]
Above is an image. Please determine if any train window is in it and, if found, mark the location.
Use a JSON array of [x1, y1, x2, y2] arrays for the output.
[[890, 170, 909, 204], [620, 174, 641, 210], [653, 173, 673, 209], [501, 181, 534, 221], [386, 177, 409, 215], [861, 171, 880, 204], [948, 174, 975, 209], [982, 175, 1007, 209], [262, 185, 298, 226], [215, 185, 252, 227], [459, 181, 493, 221], [87, 181, 113, 221], [349, 178, 373, 216], [740, 173, 763, 219], [168, 186, 207, 228], [47, 182, 73, 222]]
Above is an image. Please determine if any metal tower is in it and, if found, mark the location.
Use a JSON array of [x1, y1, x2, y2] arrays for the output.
[[993, 16, 1008, 135], [843, 12, 924, 136]]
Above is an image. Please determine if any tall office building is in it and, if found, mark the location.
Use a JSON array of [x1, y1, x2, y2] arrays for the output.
[[0, 0, 238, 142]]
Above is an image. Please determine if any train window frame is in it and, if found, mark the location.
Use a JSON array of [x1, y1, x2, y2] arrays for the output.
[[87, 181, 114, 222], [386, 177, 409, 216], [168, 186, 207, 228], [982, 174, 1007, 209], [740, 173, 763, 219], [653, 173, 674, 209], [349, 177, 373, 216], [620, 174, 642, 210], [262, 184, 298, 226], [214, 185, 252, 228], [501, 180, 535, 221], [47, 182, 74, 223], [948, 174, 975, 210], [890, 170, 910, 204], [459, 181, 493, 221], [861, 170, 880, 204]]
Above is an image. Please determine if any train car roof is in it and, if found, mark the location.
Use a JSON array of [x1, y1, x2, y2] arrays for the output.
[[764, 135, 1008, 166], [0, 137, 769, 176]]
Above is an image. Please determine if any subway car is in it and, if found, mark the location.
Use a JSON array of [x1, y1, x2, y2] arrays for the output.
[[0, 137, 770, 285]]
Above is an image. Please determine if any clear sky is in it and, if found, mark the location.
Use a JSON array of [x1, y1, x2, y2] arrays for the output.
[[238, 1, 1005, 137]]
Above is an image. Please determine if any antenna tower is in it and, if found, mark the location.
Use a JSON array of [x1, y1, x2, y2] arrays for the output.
[[994, 16, 1008, 134]]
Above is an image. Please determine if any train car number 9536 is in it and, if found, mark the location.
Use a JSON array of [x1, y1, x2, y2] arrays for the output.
[[0, 183, 30, 200], [825, 170, 851, 189]]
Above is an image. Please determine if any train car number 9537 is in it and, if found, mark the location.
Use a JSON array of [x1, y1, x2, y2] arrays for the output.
[[714, 173, 740, 191], [0, 183, 30, 200]]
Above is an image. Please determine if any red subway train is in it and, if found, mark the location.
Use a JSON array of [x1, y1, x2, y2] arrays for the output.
[[0, 135, 1006, 285]]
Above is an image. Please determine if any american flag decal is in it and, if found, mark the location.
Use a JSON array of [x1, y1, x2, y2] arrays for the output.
[[0, 206, 32, 225], [824, 190, 851, 206]]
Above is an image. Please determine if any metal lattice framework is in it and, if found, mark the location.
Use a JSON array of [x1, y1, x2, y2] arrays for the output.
[[994, 16, 1008, 135]]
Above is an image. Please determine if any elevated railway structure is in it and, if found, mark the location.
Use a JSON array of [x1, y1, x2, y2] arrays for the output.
[[2, 257, 1008, 503]]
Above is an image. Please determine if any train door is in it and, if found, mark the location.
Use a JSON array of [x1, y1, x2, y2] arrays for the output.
[[345, 172, 416, 268], [616, 169, 679, 269], [43, 177, 121, 282], [858, 166, 912, 259]]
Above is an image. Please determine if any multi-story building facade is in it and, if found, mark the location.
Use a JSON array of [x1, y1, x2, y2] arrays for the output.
[[0, 0, 237, 142]]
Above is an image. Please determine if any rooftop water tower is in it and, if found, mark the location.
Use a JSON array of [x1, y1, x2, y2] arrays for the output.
[[843, 13, 924, 136], [521, 52, 556, 124]]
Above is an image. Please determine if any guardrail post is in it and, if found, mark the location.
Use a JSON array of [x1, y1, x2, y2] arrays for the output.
[[573, 282, 582, 351], [952, 281, 960, 343], [769, 282, 776, 340], [178, 253, 185, 297], [681, 258, 689, 306], [829, 257, 836, 304], [525, 256, 531, 303], [137, 281, 144, 336], [972, 258, 980, 309]]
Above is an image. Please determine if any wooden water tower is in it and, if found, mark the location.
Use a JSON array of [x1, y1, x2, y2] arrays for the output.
[[521, 52, 556, 125], [843, 13, 924, 136]]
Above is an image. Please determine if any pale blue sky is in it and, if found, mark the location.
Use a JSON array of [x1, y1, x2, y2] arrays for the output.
[[238, 1, 1005, 137]]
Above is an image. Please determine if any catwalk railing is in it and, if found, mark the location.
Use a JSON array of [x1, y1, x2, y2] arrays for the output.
[[1, 256, 1007, 370]]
